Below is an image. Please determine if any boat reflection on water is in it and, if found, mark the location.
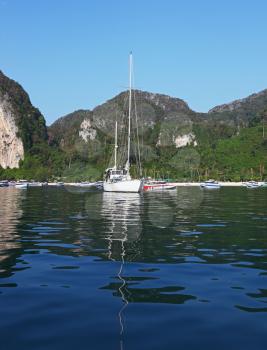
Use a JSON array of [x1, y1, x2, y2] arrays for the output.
[[0, 188, 24, 273], [101, 192, 142, 260], [101, 192, 142, 350]]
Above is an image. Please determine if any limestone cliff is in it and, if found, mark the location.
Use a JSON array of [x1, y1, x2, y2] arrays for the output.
[[0, 70, 47, 169], [0, 94, 24, 168]]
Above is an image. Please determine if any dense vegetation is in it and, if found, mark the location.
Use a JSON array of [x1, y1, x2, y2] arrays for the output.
[[1, 123, 266, 182], [42, 117, 267, 182], [137, 121, 267, 181], [0, 71, 267, 182], [0, 144, 66, 181]]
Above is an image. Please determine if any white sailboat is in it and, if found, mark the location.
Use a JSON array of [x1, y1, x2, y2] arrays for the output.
[[103, 53, 143, 193]]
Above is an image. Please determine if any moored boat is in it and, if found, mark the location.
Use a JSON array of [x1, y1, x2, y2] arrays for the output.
[[244, 181, 262, 188], [78, 181, 103, 189], [143, 180, 177, 191], [15, 181, 28, 189], [104, 169, 142, 192], [103, 53, 143, 193], [48, 182, 65, 187], [28, 182, 43, 187], [200, 180, 221, 189]]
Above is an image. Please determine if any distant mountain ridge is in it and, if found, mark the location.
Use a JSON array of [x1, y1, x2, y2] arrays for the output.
[[209, 89, 267, 113], [51, 87, 267, 135], [49, 87, 267, 152], [1, 68, 266, 180], [207, 89, 267, 128]]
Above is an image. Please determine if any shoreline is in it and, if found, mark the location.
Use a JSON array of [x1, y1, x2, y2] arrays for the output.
[[1, 181, 265, 188], [62, 181, 261, 187], [172, 182, 247, 187]]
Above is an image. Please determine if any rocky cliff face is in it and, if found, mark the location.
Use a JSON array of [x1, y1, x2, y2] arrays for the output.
[[0, 70, 47, 169], [48, 109, 94, 149], [0, 94, 24, 168]]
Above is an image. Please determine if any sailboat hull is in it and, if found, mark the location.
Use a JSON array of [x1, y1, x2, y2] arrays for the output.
[[103, 179, 143, 193]]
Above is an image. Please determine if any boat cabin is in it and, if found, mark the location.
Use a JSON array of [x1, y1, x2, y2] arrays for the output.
[[104, 168, 128, 182]]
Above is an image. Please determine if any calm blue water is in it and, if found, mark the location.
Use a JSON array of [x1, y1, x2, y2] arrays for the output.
[[0, 186, 266, 350]]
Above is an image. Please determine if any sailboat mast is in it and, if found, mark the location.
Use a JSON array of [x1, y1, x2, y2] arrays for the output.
[[127, 52, 132, 170], [114, 120, 118, 169]]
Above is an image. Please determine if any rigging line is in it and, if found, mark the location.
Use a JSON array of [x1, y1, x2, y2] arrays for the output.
[[131, 64, 142, 176], [126, 53, 133, 170], [117, 98, 128, 168], [133, 89, 142, 176]]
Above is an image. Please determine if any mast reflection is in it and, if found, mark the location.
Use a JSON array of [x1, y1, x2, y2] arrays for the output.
[[101, 192, 142, 350]]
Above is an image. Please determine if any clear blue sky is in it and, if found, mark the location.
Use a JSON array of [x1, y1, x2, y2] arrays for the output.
[[1, 0, 267, 125]]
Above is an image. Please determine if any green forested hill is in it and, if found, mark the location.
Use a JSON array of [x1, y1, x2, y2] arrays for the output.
[[213, 125, 267, 180], [48, 89, 267, 181], [0, 69, 267, 181]]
